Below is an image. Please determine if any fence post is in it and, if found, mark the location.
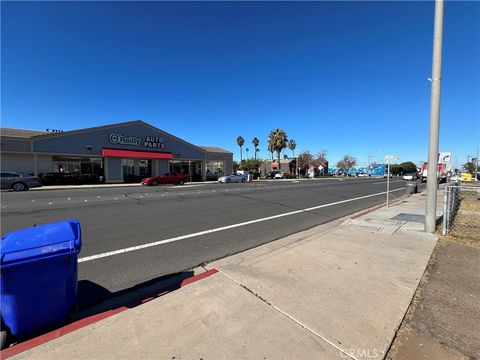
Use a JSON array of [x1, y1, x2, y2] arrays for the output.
[[442, 184, 448, 235]]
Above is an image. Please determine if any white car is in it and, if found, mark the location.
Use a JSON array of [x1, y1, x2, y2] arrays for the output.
[[403, 173, 418, 181], [218, 174, 246, 183], [274, 172, 285, 179]]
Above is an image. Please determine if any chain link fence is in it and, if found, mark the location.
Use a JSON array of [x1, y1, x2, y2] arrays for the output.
[[442, 183, 480, 241]]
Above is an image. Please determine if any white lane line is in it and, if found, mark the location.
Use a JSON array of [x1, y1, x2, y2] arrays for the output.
[[372, 180, 404, 185], [78, 187, 405, 262], [78, 187, 405, 263]]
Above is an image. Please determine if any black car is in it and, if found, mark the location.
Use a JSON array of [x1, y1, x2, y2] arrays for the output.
[[266, 171, 279, 179]]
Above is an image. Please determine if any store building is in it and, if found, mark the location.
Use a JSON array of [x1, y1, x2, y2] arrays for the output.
[[0, 120, 233, 182]]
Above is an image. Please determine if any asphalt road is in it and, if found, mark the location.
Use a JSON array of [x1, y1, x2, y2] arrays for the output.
[[1, 178, 413, 308]]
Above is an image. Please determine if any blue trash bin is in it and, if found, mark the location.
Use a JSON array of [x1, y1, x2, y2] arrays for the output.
[[0, 220, 82, 339]]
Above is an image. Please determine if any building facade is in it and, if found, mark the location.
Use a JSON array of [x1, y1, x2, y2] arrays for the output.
[[0, 120, 233, 182]]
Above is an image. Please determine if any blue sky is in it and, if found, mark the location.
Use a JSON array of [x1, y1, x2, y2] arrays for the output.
[[2, 1, 479, 168]]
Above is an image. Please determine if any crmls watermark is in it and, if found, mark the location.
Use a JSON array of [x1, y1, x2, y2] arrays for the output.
[[341, 348, 384, 359]]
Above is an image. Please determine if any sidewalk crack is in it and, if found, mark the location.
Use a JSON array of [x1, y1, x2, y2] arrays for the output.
[[216, 269, 357, 360]]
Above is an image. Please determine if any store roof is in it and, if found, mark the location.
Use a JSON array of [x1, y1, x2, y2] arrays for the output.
[[0, 128, 49, 139], [198, 146, 232, 154]]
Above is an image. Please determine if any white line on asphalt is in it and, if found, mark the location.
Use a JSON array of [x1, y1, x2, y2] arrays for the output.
[[78, 187, 405, 263], [372, 180, 404, 184]]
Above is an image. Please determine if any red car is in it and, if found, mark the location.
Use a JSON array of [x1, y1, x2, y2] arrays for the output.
[[141, 172, 189, 186]]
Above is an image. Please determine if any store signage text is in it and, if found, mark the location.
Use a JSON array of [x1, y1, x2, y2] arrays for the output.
[[109, 133, 141, 146], [144, 136, 165, 149], [108, 133, 165, 149]]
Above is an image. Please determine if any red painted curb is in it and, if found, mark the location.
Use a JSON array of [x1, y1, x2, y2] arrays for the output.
[[0, 268, 219, 359], [349, 199, 403, 220]]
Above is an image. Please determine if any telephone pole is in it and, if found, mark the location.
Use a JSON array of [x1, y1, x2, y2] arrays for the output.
[[425, 0, 444, 233]]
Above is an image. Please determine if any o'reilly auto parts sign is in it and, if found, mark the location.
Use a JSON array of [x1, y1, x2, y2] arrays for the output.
[[109, 133, 165, 149]]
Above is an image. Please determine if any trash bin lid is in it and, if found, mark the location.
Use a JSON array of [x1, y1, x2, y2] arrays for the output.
[[1, 220, 81, 268]]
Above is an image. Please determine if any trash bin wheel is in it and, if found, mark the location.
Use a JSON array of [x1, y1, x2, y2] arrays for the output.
[[0, 329, 7, 350], [1, 317, 9, 350]]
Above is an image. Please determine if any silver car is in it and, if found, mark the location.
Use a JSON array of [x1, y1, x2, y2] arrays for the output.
[[218, 174, 246, 183], [1, 172, 42, 191]]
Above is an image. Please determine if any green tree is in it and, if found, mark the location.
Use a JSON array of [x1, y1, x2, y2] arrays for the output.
[[464, 162, 475, 175], [268, 128, 288, 169], [233, 161, 240, 172], [245, 147, 250, 159], [252, 137, 260, 160], [399, 161, 417, 173], [288, 139, 297, 158], [236, 136, 245, 162], [240, 158, 263, 172]]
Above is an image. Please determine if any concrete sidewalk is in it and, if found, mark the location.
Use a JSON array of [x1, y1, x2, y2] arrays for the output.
[[8, 191, 441, 360]]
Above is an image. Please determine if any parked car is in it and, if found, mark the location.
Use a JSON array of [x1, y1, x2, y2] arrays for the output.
[[218, 174, 246, 183], [0, 172, 42, 191], [356, 172, 369, 177], [403, 173, 418, 181], [265, 171, 279, 179], [274, 172, 285, 179], [141, 172, 188, 186]]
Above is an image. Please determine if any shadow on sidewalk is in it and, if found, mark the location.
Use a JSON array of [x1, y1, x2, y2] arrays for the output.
[[2, 271, 195, 349], [77, 270, 195, 316]]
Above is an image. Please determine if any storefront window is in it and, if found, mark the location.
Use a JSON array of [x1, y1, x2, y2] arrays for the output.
[[139, 159, 152, 177], [80, 158, 103, 176], [169, 160, 203, 181], [206, 161, 224, 180], [53, 156, 102, 175], [122, 159, 135, 177]]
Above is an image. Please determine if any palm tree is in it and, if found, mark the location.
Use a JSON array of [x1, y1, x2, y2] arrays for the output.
[[245, 147, 250, 159], [252, 137, 260, 160], [288, 139, 296, 158], [236, 136, 245, 162], [267, 143, 275, 161], [268, 128, 288, 170]]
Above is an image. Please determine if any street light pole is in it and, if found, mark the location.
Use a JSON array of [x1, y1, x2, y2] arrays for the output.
[[385, 155, 399, 208], [425, 0, 444, 233]]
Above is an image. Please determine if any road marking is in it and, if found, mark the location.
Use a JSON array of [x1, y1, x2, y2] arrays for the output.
[[78, 187, 405, 263], [372, 180, 404, 184]]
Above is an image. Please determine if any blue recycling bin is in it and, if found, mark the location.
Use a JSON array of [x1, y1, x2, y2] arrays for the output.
[[0, 220, 82, 339]]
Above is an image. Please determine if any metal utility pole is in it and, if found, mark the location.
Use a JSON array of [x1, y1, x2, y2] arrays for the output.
[[425, 0, 444, 233], [385, 155, 399, 208]]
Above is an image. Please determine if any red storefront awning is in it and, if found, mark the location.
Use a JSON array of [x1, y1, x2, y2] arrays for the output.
[[102, 148, 174, 159]]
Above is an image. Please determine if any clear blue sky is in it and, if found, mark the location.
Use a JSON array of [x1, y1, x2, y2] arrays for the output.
[[2, 1, 479, 168]]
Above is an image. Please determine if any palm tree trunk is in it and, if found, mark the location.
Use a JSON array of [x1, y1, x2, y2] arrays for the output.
[[277, 151, 281, 172], [240, 147, 243, 162]]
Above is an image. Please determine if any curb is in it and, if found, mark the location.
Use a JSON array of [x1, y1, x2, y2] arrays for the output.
[[0, 269, 219, 359]]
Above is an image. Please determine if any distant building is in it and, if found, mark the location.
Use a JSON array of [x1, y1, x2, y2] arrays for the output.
[[260, 159, 294, 175]]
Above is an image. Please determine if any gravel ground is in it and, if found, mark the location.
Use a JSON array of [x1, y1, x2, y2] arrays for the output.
[[387, 235, 480, 360]]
